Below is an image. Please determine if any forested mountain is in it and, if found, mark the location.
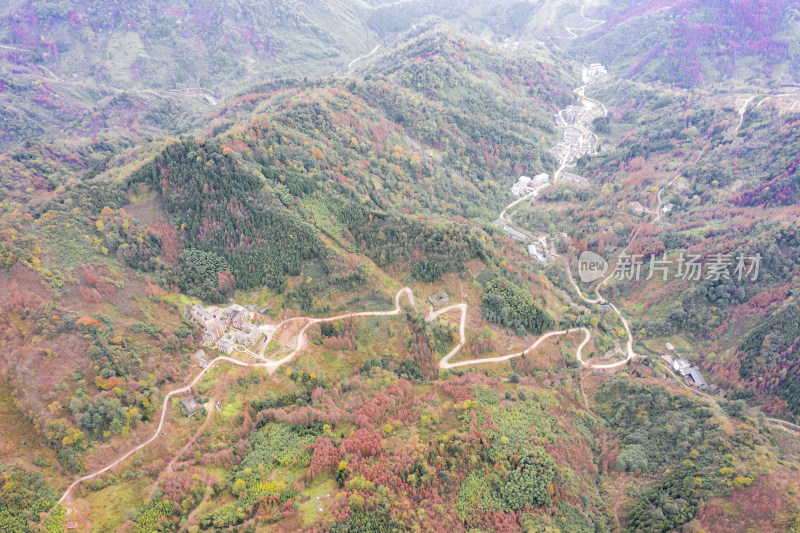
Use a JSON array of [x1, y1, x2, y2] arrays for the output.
[[0, 0, 568, 150], [114, 31, 571, 298], [0, 0, 373, 87], [571, 0, 800, 87], [2, 1, 800, 532], [544, 73, 800, 417], [0, 0, 375, 150]]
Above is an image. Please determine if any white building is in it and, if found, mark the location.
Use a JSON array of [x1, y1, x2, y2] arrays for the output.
[[672, 357, 691, 375], [583, 63, 608, 82], [527, 244, 547, 262], [532, 173, 550, 186], [511, 175, 532, 196]]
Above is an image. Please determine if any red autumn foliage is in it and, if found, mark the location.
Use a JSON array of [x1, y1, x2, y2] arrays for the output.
[[217, 269, 237, 296], [341, 427, 383, 458], [322, 325, 357, 351], [151, 221, 182, 265], [307, 437, 342, 481]]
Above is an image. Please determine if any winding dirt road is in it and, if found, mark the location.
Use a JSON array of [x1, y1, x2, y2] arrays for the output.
[[58, 32, 800, 510], [58, 281, 612, 504], [498, 185, 546, 222], [347, 43, 381, 71], [565, 4, 605, 39], [60, 291, 417, 503], [734, 95, 756, 132]]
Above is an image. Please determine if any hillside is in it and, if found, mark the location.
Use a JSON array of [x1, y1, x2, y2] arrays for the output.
[[0, 0, 376, 150], [0, 31, 582, 530], [570, 0, 800, 87], [519, 74, 800, 417], [0, 0, 575, 151], [1, 2, 800, 532]]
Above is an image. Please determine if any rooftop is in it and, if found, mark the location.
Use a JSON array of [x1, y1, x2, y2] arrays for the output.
[[208, 319, 226, 331], [191, 304, 214, 319], [428, 292, 450, 307], [181, 397, 202, 416], [216, 337, 235, 349], [688, 368, 707, 389], [505, 227, 528, 241]]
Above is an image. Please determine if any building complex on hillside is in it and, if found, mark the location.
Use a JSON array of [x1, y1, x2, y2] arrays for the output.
[[671, 356, 708, 390], [191, 304, 216, 328], [230, 322, 262, 346], [193, 301, 263, 351], [510, 173, 549, 196], [215, 337, 235, 354], [202, 319, 226, 346]]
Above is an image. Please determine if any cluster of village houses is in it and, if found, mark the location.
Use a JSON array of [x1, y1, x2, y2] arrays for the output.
[[191, 303, 264, 354], [551, 104, 598, 164], [550, 63, 608, 165]]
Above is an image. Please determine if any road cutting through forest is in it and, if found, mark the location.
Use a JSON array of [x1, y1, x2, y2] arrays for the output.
[[58, 46, 799, 511], [57, 40, 642, 507], [58, 281, 613, 504]]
